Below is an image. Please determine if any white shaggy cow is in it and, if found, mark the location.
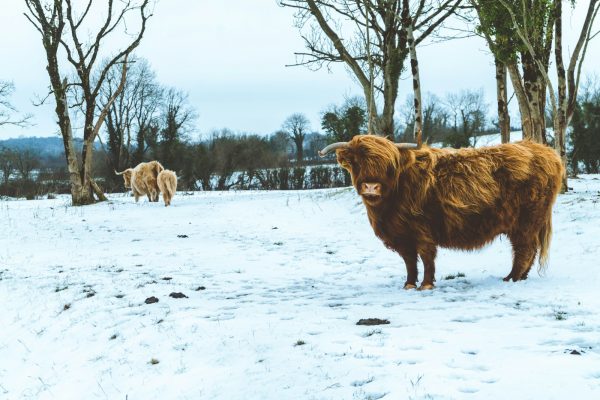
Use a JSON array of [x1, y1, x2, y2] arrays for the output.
[[157, 169, 177, 206], [115, 160, 164, 202]]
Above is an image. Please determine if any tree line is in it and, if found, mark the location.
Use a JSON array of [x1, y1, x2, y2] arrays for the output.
[[2, 55, 523, 199], [1, 1, 599, 203], [3, 71, 600, 198]]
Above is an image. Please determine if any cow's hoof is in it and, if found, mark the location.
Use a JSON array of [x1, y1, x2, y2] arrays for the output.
[[403, 283, 417, 290], [504, 275, 526, 282], [418, 283, 435, 291]]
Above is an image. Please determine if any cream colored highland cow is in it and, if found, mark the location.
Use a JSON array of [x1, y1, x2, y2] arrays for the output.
[[115, 160, 164, 202], [157, 169, 177, 206]]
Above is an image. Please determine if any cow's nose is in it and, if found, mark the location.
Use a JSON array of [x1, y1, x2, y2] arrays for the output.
[[362, 182, 381, 194]]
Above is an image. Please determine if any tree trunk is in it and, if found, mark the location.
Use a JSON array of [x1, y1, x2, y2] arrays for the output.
[[380, 45, 401, 138], [55, 79, 89, 204], [507, 63, 534, 140], [294, 137, 304, 164], [495, 58, 511, 143], [406, 21, 422, 144], [554, 0, 568, 192], [520, 52, 546, 143]]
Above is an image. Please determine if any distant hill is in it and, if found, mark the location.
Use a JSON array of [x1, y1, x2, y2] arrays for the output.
[[0, 136, 102, 157]]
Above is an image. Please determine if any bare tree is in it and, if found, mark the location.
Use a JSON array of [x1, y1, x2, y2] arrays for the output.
[[280, 0, 462, 139], [0, 81, 32, 128], [98, 57, 162, 171], [282, 113, 311, 163], [24, 0, 152, 205], [0, 147, 16, 186], [131, 63, 162, 165], [445, 89, 488, 147], [158, 88, 197, 172], [14, 149, 40, 181]]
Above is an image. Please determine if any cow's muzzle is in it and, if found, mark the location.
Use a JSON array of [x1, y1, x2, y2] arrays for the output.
[[360, 182, 382, 197]]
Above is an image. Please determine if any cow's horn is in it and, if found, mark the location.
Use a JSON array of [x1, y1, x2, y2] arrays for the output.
[[319, 142, 349, 157], [394, 143, 419, 150], [115, 169, 127, 175], [395, 128, 423, 150]]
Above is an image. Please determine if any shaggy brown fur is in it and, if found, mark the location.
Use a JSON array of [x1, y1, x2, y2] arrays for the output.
[[335, 135, 563, 290], [116, 160, 164, 202], [157, 169, 177, 206]]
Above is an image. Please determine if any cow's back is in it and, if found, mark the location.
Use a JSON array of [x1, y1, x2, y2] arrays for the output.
[[410, 141, 562, 250]]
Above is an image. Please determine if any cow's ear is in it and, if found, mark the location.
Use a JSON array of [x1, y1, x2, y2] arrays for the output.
[[396, 148, 416, 173], [336, 153, 350, 170]]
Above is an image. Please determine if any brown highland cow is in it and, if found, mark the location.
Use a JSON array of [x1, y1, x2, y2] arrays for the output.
[[115, 160, 164, 202], [157, 169, 177, 206], [320, 135, 563, 290]]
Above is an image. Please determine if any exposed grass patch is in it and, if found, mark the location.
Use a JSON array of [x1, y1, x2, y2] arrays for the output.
[[357, 318, 389, 326], [554, 310, 568, 320], [362, 329, 382, 338], [443, 272, 466, 280]]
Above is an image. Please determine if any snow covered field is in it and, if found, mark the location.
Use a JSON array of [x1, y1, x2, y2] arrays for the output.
[[1, 176, 600, 400]]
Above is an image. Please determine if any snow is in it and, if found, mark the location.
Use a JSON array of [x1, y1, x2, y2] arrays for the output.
[[472, 130, 524, 147], [1, 176, 600, 399]]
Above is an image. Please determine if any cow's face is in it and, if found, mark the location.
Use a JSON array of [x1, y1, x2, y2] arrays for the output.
[[337, 135, 405, 206]]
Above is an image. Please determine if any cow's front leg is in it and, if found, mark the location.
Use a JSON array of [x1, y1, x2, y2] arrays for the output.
[[392, 242, 418, 289], [417, 243, 437, 290]]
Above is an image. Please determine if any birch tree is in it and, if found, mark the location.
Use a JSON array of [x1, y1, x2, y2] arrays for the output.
[[470, 1, 514, 142]]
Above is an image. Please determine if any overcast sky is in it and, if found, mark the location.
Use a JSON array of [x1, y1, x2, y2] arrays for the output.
[[0, 0, 598, 141]]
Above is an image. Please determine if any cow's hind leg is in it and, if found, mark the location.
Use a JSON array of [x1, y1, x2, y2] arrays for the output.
[[393, 242, 418, 289], [418, 244, 437, 290], [505, 237, 537, 282], [518, 241, 540, 280]]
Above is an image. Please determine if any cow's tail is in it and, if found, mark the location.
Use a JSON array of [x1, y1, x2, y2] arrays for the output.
[[166, 179, 175, 200], [538, 210, 553, 273]]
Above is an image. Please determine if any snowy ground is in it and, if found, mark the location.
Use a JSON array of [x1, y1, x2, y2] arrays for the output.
[[1, 176, 600, 400]]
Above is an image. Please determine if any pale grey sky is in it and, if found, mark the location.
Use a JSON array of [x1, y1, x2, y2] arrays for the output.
[[0, 0, 598, 141]]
